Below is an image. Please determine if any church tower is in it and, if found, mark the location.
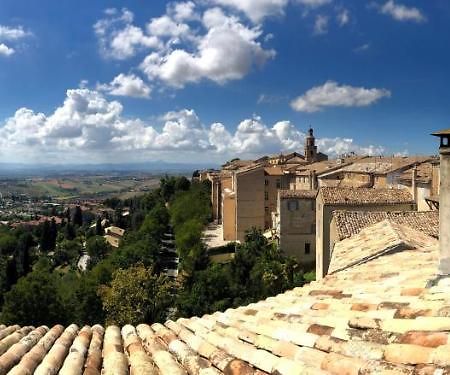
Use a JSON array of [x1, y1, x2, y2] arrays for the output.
[[305, 127, 318, 162]]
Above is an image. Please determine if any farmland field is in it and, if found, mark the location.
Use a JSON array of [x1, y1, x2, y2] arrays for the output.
[[0, 174, 162, 200]]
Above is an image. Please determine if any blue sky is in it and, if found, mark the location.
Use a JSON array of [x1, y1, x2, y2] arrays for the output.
[[0, 0, 448, 164]]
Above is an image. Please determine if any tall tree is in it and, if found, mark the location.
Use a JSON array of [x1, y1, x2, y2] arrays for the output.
[[72, 206, 83, 227], [95, 217, 103, 236], [40, 220, 53, 252]]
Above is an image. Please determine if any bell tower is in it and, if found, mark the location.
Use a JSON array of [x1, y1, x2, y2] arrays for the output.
[[305, 127, 318, 163]]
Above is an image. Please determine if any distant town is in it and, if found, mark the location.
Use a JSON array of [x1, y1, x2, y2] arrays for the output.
[[196, 127, 440, 278]]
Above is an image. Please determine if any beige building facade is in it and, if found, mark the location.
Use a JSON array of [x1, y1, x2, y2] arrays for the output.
[[275, 190, 317, 267]]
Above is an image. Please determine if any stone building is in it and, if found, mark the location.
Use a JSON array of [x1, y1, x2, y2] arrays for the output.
[[219, 128, 328, 242], [315, 187, 416, 279], [398, 161, 439, 211], [318, 156, 431, 189], [274, 189, 317, 266]]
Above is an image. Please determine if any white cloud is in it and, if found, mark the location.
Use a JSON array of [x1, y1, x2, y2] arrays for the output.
[[354, 43, 370, 53], [94, 6, 274, 89], [0, 25, 32, 57], [97, 73, 152, 98], [147, 15, 191, 38], [291, 81, 391, 112], [379, 1, 426, 23], [94, 8, 161, 59], [317, 137, 384, 156], [210, 0, 289, 22], [140, 7, 275, 88], [0, 88, 386, 163], [337, 8, 350, 26], [0, 25, 30, 40], [313, 15, 329, 34], [295, 0, 332, 8], [169, 1, 198, 22], [0, 43, 14, 56]]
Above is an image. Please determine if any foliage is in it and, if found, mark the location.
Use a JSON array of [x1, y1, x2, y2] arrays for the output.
[[86, 236, 110, 266], [177, 229, 308, 317], [72, 206, 83, 227], [54, 239, 82, 267], [0, 266, 65, 326], [39, 219, 57, 252], [99, 264, 174, 326]]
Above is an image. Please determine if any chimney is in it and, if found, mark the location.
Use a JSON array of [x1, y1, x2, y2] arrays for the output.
[[412, 165, 418, 204], [310, 170, 317, 190], [432, 129, 450, 276]]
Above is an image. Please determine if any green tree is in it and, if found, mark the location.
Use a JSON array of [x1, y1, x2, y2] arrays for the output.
[[95, 217, 103, 235], [64, 222, 76, 240], [72, 206, 83, 227], [40, 220, 53, 252], [100, 264, 173, 326], [86, 236, 109, 266], [174, 176, 191, 192], [54, 239, 82, 267], [14, 233, 33, 278], [0, 231, 18, 256], [0, 268, 65, 326]]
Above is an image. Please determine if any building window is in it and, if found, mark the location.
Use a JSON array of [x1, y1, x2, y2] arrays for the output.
[[264, 179, 269, 186], [287, 200, 298, 211], [276, 179, 281, 188], [265, 192, 269, 200], [265, 206, 269, 214], [305, 243, 311, 255]]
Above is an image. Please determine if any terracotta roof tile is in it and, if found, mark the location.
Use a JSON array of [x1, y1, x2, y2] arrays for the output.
[[332, 210, 439, 240], [319, 187, 414, 205]]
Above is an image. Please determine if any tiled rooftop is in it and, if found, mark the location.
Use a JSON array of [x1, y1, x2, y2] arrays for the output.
[[328, 219, 437, 274], [332, 210, 439, 240], [399, 163, 434, 184], [336, 156, 431, 175], [1, 219, 450, 374], [319, 187, 414, 205], [279, 190, 317, 199]]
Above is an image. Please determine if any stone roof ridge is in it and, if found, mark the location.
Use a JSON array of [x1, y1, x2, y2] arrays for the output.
[[328, 219, 437, 275], [319, 186, 414, 205]]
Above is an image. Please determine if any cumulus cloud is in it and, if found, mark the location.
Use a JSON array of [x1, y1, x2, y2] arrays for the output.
[[169, 1, 198, 22], [210, 0, 289, 23], [94, 5, 275, 90], [0, 25, 32, 57], [379, 1, 426, 23], [0, 25, 30, 40], [0, 43, 14, 56], [140, 7, 275, 88], [291, 81, 391, 112], [94, 8, 161, 59], [97, 73, 152, 98], [313, 15, 329, 34], [0, 88, 386, 163]]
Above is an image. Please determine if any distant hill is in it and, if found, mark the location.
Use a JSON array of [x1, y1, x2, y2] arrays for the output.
[[0, 161, 218, 177]]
